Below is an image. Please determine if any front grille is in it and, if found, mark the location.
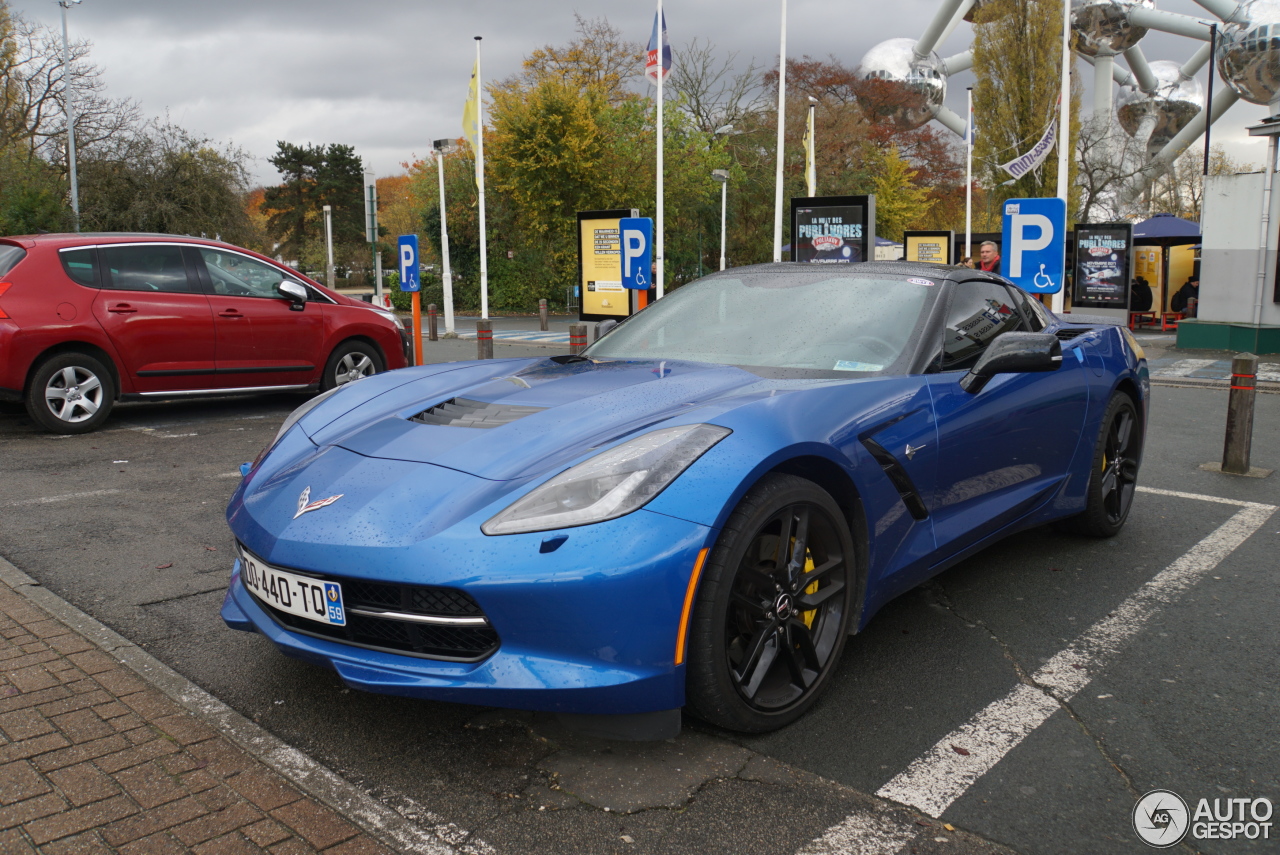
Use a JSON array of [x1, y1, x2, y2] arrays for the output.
[[253, 566, 499, 661]]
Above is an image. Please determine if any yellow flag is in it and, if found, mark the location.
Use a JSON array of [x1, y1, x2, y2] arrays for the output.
[[462, 58, 480, 151], [804, 103, 816, 197]]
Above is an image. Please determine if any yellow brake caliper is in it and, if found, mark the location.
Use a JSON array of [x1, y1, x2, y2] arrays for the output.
[[802, 552, 818, 629]]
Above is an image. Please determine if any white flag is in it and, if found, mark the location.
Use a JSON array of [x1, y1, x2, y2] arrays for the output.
[[1000, 121, 1056, 181]]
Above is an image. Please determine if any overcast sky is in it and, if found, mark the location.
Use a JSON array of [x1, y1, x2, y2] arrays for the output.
[[10, 0, 1269, 186]]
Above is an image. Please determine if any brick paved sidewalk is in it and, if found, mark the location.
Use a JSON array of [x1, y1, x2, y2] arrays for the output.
[[0, 578, 397, 854]]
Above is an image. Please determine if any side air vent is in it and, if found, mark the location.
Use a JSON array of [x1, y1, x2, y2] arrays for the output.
[[410, 397, 546, 429], [1054, 327, 1090, 341]]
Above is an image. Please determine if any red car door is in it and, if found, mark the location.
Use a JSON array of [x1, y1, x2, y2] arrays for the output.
[[190, 247, 324, 390], [92, 243, 217, 394]]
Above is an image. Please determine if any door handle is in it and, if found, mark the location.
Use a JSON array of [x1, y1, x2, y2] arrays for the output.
[[107, 304, 137, 314], [218, 310, 245, 319]]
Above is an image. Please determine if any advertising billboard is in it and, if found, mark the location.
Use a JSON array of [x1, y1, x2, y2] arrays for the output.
[[790, 195, 875, 264], [578, 209, 638, 322], [1072, 223, 1133, 309], [903, 230, 954, 265]]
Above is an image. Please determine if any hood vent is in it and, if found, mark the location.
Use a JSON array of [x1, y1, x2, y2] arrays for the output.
[[410, 397, 546, 429]]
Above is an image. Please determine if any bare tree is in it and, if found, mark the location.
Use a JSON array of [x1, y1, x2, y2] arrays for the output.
[[1073, 115, 1152, 222], [0, 10, 139, 165], [667, 37, 766, 133]]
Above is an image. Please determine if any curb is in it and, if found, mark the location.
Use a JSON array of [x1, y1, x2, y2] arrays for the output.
[[0, 555, 457, 855]]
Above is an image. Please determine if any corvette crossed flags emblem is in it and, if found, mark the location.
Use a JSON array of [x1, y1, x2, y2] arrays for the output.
[[294, 486, 343, 519]]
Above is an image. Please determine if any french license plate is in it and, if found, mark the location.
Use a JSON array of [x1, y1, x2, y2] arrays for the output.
[[240, 547, 345, 626]]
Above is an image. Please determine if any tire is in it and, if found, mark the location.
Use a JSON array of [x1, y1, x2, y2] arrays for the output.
[[25, 353, 115, 434], [321, 341, 384, 391], [685, 473, 857, 732], [1059, 393, 1142, 538]]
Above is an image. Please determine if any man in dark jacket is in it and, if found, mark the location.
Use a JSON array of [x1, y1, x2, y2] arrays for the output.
[[1170, 276, 1199, 316], [978, 241, 1001, 274]]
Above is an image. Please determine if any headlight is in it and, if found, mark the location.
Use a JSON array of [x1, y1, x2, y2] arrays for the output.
[[374, 309, 404, 330], [481, 424, 731, 535]]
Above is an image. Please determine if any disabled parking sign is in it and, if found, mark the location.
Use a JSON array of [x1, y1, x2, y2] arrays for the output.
[[619, 217, 653, 290], [1001, 198, 1065, 294], [397, 235, 420, 292]]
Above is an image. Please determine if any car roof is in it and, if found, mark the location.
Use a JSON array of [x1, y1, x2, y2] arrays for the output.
[[0, 232, 245, 251], [699, 260, 972, 281]]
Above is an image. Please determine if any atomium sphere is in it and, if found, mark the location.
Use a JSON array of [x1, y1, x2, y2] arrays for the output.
[[855, 38, 947, 131], [1219, 0, 1280, 105], [1071, 0, 1153, 58], [1116, 60, 1204, 155]]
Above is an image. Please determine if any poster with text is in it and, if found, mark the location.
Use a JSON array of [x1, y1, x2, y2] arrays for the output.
[[578, 209, 636, 321], [790, 195, 875, 265], [903, 231, 954, 265], [1073, 223, 1133, 309]]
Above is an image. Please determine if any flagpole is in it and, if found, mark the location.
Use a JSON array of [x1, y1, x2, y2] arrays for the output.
[[475, 36, 489, 320], [656, 0, 665, 299], [965, 86, 973, 259], [772, 0, 787, 263], [1053, 0, 1070, 313]]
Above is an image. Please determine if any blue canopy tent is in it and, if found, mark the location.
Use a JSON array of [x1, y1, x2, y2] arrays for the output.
[[1131, 214, 1200, 313]]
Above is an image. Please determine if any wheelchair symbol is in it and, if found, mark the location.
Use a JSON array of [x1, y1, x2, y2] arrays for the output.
[[634, 271, 647, 287], [1033, 263, 1053, 290]]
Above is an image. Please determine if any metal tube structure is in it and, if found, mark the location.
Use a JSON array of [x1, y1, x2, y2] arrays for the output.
[[1094, 54, 1116, 116], [932, 105, 967, 136], [1190, 0, 1245, 23], [772, 0, 787, 263], [1122, 45, 1159, 93], [1179, 41, 1213, 80], [58, 1, 80, 231], [1127, 7, 1215, 41], [941, 50, 973, 76], [914, 0, 969, 59], [936, 0, 976, 47], [434, 144, 456, 334]]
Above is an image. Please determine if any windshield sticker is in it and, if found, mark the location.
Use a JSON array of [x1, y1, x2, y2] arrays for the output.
[[907, 277, 935, 286], [833, 360, 884, 372]]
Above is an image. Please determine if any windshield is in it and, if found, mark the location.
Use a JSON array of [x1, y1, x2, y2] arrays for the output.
[[584, 269, 933, 373]]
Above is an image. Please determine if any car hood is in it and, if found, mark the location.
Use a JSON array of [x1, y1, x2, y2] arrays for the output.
[[306, 357, 774, 481]]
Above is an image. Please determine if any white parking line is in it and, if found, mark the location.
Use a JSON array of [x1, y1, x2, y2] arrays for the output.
[[1157, 358, 1219, 377], [803, 488, 1276, 851], [1, 489, 122, 507]]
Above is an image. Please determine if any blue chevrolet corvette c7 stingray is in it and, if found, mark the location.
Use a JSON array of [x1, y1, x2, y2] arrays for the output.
[[221, 261, 1149, 737]]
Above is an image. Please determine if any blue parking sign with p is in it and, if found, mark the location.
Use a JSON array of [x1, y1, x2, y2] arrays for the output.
[[397, 235, 420, 292], [1000, 197, 1065, 294], [619, 217, 653, 290]]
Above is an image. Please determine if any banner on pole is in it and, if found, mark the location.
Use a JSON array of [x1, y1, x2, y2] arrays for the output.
[[645, 10, 671, 83], [999, 121, 1056, 181]]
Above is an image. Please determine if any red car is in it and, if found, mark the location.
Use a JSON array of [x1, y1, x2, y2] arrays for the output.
[[0, 233, 411, 434]]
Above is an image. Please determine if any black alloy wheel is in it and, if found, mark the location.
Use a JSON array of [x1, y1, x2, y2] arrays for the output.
[[1060, 393, 1142, 537], [686, 474, 856, 732]]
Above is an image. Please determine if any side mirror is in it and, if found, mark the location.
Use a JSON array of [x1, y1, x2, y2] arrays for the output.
[[960, 331, 1062, 394], [595, 319, 618, 340], [278, 281, 308, 311]]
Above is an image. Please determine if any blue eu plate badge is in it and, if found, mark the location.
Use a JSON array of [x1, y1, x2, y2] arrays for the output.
[[324, 583, 345, 624]]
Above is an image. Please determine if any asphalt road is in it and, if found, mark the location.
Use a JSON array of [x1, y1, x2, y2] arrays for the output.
[[2, 341, 1277, 855]]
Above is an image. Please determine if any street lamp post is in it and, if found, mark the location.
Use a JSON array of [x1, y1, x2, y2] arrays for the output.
[[711, 169, 729, 271], [433, 139, 458, 335], [322, 205, 335, 288], [58, 0, 83, 231]]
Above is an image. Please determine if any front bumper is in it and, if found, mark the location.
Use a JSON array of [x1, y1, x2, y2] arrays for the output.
[[221, 508, 713, 715]]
